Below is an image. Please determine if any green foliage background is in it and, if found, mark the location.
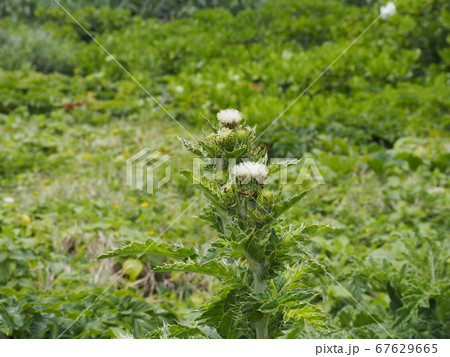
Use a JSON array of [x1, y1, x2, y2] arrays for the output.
[[0, 0, 449, 338]]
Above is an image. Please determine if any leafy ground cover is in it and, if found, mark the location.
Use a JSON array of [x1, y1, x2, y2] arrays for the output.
[[0, 0, 449, 338]]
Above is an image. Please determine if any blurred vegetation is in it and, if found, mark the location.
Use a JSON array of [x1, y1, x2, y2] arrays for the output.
[[0, 0, 449, 338]]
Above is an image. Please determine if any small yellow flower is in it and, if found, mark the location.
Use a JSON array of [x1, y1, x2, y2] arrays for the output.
[[32, 190, 38, 195], [81, 153, 92, 161], [148, 231, 155, 236], [365, 227, 373, 233], [128, 196, 135, 201], [141, 202, 149, 207], [113, 204, 120, 209]]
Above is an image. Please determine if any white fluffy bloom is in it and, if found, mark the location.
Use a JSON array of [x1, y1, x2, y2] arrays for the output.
[[3, 197, 14, 203], [232, 162, 268, 184], [380, 2, 396, 20], [217, 109, 243, 126]]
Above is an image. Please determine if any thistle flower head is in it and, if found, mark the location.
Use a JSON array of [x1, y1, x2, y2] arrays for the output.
[[232, 161, 268, 185], [217, 127, 233, 138], [380, 2, 396, 19], [217, 109, 243, 126]]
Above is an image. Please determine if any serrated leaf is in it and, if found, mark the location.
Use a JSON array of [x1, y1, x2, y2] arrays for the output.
[[180, 170, 226, 211], [198, 141, 216, 157], [300, 224, 340, 236], [178, 136, 204, 156], [285, 303, 326, 323], [272, 190, 310, 218], [149, 324, 210, 339], [259, 299, 279, 313], [153, 260, 234, 278], [97, 239, 196, 260], [198, 205, 224, 233], [226, 146, 247, 158], [278, 290, 315, 305]]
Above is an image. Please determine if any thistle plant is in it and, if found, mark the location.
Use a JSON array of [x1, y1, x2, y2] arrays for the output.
[[99, 109, 334, 338]]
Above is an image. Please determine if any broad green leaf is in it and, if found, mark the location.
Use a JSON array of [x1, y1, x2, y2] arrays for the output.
[[97, 239, 196, 260], [0, 306, 13, 336], [153, 260, 234, 278], [285, 303, 326, 323], [259, 299, 279, 313], [300, 224, 341, 236], [278, 290, 315, 305]]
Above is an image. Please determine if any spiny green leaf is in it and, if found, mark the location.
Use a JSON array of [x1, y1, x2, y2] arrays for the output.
[[226, 146, 247, 158], [198, 141, 216, 157], [198, 205, 224, 233], [180, 170, 227, 211], [97, 239, 196, 260], [259, 299, 279, 313], [300, 224, 341, 236], [147, 324, 212, 339], [178, 136, 204, 156], [272, 190, 310, 218], [278, 290, 315, 305], [153, 260, 234, 278], [285, 303, 327, 323]]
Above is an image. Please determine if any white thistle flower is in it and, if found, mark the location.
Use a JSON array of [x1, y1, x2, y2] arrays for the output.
[[380, 2, 396, 20], [232, 161, 268, 185], [217, 109, 243, 126]]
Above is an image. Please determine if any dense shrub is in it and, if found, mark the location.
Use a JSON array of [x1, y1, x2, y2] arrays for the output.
[[0, 25, 76, 74]]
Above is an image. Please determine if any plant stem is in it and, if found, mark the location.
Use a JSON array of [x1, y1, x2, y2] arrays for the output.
[[255, 314, 269, 339], [252, 264, 269, 339], [241, 249, 270, 338], [253, 275, 266, 292]]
